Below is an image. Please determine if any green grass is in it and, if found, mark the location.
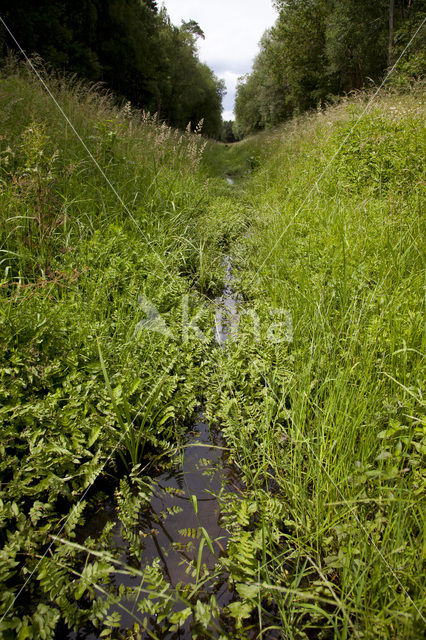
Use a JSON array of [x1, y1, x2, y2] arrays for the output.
[[204, 88, 426, 639], [0, 61, 225, 638], [0, 59, 424, 639]]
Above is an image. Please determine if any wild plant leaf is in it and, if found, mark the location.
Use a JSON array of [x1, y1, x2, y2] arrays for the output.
[[226, 601, 253, 629]]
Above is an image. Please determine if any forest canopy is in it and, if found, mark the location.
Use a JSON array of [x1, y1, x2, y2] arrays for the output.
[[234, 0, 425, 137], [0, 0, 225, 138]]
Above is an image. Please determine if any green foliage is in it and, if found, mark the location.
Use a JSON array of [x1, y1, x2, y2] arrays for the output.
[[2, 1, 224, 137], [332, 107, 425, 193], [220, 120, 237, 143], [0, 60, 425, 640], [390, 50, 426, 88], [235, 0, 426, 136], [207, 90, 425, 638], [0, 64, 223, 637]]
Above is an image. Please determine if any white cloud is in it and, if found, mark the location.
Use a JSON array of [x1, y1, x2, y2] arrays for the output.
[[162, 0, 277, 117], [222, 109, 235, 122], [217, 71, 241, 112]]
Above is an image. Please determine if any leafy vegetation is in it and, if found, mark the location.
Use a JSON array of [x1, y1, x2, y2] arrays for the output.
[[234, 0, 425, 136], [0, 60, 227, 638], [1, 1, 224, 137], [205, 86, 426, 638], [0, 51, 425, 640]]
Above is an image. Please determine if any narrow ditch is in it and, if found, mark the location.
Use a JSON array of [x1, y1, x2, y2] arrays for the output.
[[69, 233, 244, 638]]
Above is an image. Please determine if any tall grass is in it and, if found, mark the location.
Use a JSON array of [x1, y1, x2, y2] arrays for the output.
[[1, 57, 424, 638], [205, 87, 425, 638], [0, 59, 222, 638]]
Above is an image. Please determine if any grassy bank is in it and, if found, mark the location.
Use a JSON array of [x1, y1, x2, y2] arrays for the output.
[[0, 61, 233, 639], [204, 89, 425, 638], [0, 60, 425, 640]]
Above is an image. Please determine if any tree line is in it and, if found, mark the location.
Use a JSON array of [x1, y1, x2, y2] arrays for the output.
[[1, 0, 225, 138], [234, 0, 425, 138]]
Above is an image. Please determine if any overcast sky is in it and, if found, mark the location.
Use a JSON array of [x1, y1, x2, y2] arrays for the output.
[[162, 1, 278, 120]]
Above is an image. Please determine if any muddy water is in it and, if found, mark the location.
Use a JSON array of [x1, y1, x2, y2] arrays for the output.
[[69, 255, 243, 639]]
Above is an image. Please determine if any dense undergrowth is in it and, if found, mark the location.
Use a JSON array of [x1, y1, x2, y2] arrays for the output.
[[0, 60, 425, 640], [0, 61, 237, 639], [204, 89, 426, 638]]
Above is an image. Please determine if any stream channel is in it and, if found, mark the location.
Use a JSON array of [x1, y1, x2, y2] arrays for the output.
[[69, 187, 248, 638]]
